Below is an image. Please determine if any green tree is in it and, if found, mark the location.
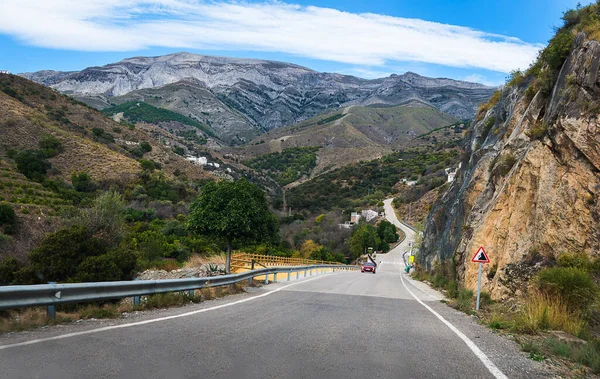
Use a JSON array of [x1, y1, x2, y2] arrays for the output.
[[188, 179, 279, 273], [349, 224, 380, 260]]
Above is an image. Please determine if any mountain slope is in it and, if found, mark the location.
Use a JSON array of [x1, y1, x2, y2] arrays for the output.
[[21, 53, 496, 143], [230, 103, 460, 179], [420, 27, 600, 300]]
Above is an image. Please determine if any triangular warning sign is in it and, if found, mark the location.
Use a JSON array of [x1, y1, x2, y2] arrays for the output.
[[471, 246, 490, 263]]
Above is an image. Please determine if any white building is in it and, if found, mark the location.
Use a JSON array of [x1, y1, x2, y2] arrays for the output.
[[186, 156, 208, 166], [361, 209, 379, 222], [0, 70, 10, 75], [350, 212, 361, 225]]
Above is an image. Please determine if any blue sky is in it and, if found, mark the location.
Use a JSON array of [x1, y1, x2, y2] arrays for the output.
[[0, 0, 583, 85]]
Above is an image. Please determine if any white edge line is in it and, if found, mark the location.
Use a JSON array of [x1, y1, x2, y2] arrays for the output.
[[400, 272, 508, 379], [0, 274, 332, 351]]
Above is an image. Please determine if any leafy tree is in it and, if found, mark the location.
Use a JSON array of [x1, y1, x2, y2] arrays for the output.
[[349, 224, 380, 260], [297, 239, 322, 259], [14, 150, 51, 181], [71, 172, 96, 192], [188, 179, 279, 273], [377, 220, 399, 243]]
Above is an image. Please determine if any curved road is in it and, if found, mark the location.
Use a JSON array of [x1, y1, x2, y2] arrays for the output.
[[0, 200, 549, 379]]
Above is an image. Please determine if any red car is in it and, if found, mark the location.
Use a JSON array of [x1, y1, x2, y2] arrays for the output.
[[361, 262, 376, 274]]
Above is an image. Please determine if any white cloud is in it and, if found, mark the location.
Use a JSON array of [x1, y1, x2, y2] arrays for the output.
[[0, 0, 542, 73], [463, 74, 503, 87]]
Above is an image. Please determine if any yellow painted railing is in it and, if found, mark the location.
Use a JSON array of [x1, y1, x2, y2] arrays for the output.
[[231, 253, 345, 273]]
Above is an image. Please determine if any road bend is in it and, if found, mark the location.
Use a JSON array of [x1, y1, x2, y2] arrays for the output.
[[0, 200, 549, 379]]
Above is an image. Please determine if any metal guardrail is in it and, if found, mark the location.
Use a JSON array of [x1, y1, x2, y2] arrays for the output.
[[0, 264, 358, 315], [400, 220, 419, 233]]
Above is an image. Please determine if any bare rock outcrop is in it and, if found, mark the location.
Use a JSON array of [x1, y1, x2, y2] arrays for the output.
[[421, 33, 600, 299]]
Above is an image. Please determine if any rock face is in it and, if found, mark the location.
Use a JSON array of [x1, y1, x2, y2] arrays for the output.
[[421, 33, 600, 300], [21, 53, 495, 142]]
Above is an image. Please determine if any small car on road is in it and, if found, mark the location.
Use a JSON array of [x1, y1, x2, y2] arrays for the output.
[[361, 262, 376, 274]]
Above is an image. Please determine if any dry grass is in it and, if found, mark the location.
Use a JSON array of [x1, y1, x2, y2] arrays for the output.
[[0, 282, 248, 334], [513, 292, 586, 337], [183, 253, 227, 268]]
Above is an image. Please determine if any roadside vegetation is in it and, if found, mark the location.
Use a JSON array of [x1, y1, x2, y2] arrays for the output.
[[412, 251, 600, 375]]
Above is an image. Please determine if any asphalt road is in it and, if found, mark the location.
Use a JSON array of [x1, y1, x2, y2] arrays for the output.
[[0, 201, 550, 379]]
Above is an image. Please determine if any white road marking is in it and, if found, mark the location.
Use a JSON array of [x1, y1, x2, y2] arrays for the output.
[[0, 275, 330, 351], [400, 273, 508, 379]]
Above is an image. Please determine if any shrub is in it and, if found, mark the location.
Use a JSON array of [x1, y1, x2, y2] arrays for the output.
[[526, 122, 548, 140], [481, 116, 496, 140], [536, 266, 597, 311], [28, 226, 109, 282], [0, 258, 22, 285], [92, 128, 104, 138], [74, 254, 123, 282], [493, 154, 517, 177], [14, 150, 51, 181], [39, 134, 63, 158], [455, 289, 474, 313], [140, 142, 152, 153], [0, 203, 16, 230], [71, 172, 95, 193], [139, 159, 161, 171], [172, 146, 185, 156], [447, 281, 458, 298]]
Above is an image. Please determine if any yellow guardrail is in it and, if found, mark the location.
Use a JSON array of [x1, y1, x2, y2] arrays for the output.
[[230, 253, 346, 273]]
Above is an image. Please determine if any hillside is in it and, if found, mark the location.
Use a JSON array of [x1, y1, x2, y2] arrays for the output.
[[284, 147, 461, 212], [21, 53, 496, 143], [421, 9, 600, 301], [230, 103, 460, 179], [0, 74, 217, 259]]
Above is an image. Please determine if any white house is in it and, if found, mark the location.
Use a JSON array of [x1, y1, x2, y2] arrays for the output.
[[186, 156, 208, 166], [361, 209, 379, 222], [0, 70, 10, 75], [350, 212, 361, 225]]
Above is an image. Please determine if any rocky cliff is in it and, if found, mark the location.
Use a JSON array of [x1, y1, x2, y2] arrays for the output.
[[421, 33, 600, 300], [21, 53, 495, 142]]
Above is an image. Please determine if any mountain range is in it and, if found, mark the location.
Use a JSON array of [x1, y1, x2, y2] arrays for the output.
[[21, 53, 497, 144]]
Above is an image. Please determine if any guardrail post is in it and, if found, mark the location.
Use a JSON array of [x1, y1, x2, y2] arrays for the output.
[[265, 274, 269, 285], [47, 282, 56, 320], [248, 276, 253, 286], [134, 296, 141, 306], [304, 269, 307, 278], [287, 271, 291, 281], [272, 273, 277, 283]]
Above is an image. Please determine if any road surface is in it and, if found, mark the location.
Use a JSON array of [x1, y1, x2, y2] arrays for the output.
[[0, 201, 549, 378]]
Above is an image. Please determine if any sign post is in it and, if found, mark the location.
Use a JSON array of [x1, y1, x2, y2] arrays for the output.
[[471, 246, 490, 311]]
